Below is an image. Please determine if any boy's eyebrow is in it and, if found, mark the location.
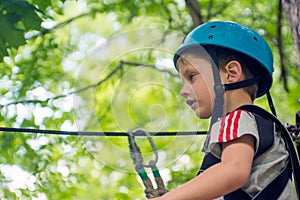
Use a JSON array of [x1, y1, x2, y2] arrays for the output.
[[178, 57, 191, 72], [177, 60, 188, 74]]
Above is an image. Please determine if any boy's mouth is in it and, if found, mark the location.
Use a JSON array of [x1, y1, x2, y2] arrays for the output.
[[186, 100, 196, 108]]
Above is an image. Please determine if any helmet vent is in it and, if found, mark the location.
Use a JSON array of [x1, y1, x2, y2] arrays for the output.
[[253, 36, 258, 41], [210, 25, 216, 28], [208, 35, 213, 39]]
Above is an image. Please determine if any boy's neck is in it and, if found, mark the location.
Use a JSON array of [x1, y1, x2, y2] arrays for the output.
[[224, 89, 253, 113]]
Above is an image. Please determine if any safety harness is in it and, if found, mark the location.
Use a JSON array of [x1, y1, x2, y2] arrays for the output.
[[199, 105, 300, 199]]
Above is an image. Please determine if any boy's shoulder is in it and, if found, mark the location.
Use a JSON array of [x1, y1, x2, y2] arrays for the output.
[[210, 109, 258, 144], [221, 108, 254, 123]]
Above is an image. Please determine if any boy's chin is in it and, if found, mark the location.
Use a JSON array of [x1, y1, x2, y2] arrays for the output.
[[195, 110, 211, 119]]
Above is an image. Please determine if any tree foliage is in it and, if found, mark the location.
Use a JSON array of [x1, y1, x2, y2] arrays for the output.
[[0, 0, 299, 199]]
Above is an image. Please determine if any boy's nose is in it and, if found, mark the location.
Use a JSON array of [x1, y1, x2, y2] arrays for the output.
[[180, 84, 189, 98]]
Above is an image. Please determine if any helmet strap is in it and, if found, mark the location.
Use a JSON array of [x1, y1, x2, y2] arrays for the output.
[[224, 77, 277, 117], [203, 61, 225, 153], [223, 77, 261, 91], [205, 46, 225, 125], [266, 90, 277, 116]]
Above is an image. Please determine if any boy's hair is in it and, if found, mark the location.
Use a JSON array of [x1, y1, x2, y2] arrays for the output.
[[177, 45, 264, 100], [213, 46, 262, 100]]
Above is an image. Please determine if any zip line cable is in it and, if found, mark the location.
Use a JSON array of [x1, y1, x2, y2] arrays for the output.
[[0, 127, 207, 136]]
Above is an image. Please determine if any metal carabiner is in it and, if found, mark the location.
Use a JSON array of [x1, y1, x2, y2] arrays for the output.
[[130, 128, 158, 167], [127, 128, 168, 198]]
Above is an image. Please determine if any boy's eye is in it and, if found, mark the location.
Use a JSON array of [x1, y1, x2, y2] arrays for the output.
[[189, 73, 197, 81]]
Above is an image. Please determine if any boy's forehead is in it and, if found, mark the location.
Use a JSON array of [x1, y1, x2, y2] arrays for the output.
[[177, 54, 212, 73]]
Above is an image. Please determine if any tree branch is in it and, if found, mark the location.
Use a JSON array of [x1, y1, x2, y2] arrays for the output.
[[208, 0, 233, 20], [0, 61, 176, 108], [26, 9, 101, 40], [206, 0, 214, 21], [162, 0, 173, 24]]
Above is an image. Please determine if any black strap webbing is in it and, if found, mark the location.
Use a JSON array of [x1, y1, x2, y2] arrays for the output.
[[224, 77, 261, 91]]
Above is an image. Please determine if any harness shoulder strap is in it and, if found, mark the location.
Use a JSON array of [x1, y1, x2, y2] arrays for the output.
[[253, 112, 274, 158], [197, 152, 220, 175]]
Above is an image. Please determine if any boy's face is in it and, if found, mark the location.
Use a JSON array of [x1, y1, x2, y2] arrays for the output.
[[177, 55, 215, 119]]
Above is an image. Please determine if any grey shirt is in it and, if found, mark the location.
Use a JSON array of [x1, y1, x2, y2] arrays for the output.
[[205, 109, 296, 199]]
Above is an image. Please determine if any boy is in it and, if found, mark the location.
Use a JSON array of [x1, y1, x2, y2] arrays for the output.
[[150, 21, 296, 199]]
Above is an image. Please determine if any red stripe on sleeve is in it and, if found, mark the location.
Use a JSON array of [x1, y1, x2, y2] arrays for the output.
[[218, 116, 226, 142], [226, 112, 234, 141], [232, 110, 242, 139], [218, 110, 243, 143]]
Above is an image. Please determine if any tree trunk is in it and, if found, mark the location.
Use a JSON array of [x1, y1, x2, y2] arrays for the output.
[[185, 0, 203, 28], [282, 0, 300, 75]]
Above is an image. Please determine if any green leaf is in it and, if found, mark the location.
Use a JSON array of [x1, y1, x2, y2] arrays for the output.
[[0, 37, 8, 60], [31, 0, 51, 11], [21, 7, 43, 30], [0, 15, 26, 48], [5, 1, 42, 31]]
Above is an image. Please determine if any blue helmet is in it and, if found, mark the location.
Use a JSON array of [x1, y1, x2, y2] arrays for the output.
[[173, 21, 274, 97]]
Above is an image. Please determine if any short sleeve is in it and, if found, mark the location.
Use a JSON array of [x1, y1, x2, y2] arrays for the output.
[[208, 110, 259, 158]]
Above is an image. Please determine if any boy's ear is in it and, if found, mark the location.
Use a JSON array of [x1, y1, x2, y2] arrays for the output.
[[224, 60, 243, 83]]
